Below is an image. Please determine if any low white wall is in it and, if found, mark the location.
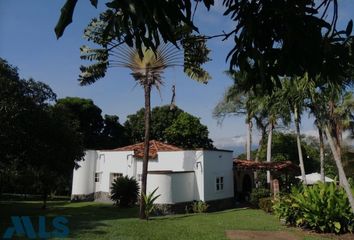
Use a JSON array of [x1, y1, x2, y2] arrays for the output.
[[147, 172, 195, 204], [147, 173, 172, 204], [72, 150, 97, 195], [171, 172, 195, 203]]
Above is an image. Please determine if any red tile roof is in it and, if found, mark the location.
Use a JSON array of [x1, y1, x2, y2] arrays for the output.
[[233, 159, 299, 172], [113, 140, 182, 159]]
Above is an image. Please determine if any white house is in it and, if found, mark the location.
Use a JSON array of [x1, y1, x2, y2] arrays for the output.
[[71, 140, 234, 212]]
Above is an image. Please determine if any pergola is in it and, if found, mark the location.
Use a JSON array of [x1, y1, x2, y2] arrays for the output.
[[233, 159, 300, 192], [233, 159, 299, 172]]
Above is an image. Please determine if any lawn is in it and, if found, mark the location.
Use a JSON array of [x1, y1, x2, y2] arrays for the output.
[[0, 201, 346, 240]]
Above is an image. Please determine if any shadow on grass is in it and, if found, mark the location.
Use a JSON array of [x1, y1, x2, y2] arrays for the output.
[[0, 201, 139, 239]]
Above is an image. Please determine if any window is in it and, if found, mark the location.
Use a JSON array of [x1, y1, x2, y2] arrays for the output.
[[137, 174, 142, 182], [112, 173, 123, 181], [95, 173, 101, 183], [216, 176, 224, 191]]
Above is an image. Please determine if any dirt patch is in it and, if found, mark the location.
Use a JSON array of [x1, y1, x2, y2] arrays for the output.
[[225, 230, 300, 240]]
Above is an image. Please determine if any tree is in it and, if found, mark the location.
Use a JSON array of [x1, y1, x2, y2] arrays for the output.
[[165, 112, 214, 149], [0, 58, 85, 207], [213, 71, 253, 160], [125, 105, 212, 148], [33, 106, 85, 208], [56, 0, 354, 92], [0, 59, 57, 169], [281, 77, 315, 184], [250, 132, 321, 185], [308, 82, 354, 213], [54, 97, 104, 149], [259, 90, 291, 184], [100, 114, 130, 149], [124, 105, 183, 143]]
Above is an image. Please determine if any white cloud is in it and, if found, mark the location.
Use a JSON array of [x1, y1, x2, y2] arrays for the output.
[[213, 133, 261, 149], [302, 129, 319, 138]]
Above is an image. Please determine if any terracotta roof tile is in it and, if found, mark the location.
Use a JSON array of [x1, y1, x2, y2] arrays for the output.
[[233, 159, 299, 172], [113, 140, 182, 159]]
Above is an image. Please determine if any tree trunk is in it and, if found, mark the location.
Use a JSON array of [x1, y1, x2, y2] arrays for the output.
[[246, 118, 252, 160], [318, 127, 325, 183], [294, 105, 307, 185], [42, 187, 47, 209], [254, 128, 265, 188], [139, 83, 151, 219], [266, 123, 273, 184], [325, 126, 354, 213]]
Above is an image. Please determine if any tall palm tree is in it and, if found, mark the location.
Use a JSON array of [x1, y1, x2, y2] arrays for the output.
[[213, 71, 253, 160], [281, 77, 314, 185], [308, 83, 354, 213], [78, 14, 211, 219], [260, 90, 291, 184]]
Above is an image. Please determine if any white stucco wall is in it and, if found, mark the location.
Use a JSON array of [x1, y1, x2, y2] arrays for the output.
[[72, 150, 97, 195], [147, 173, 172, 204], [202, 150, 234, 201], [71, 148, 234, 204], [171, 172, 195, 203], [95, 151, 135, 193], [147, 172, 195, 204]]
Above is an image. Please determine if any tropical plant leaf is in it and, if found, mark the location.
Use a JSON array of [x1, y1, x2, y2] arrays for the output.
[[54, 0, 78, 39]]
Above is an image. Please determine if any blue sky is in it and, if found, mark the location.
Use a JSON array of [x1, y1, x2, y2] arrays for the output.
[[1, 1, 353, 151]]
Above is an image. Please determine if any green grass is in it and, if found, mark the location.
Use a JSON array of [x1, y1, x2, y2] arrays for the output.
[[0, 201, 338, 239]]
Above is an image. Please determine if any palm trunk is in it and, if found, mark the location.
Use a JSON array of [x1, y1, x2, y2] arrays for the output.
[[254, 128, 266, 188], [139, 83, 151, 219], [266, 123, 273, 184], [325, 126, 354, 213], [246, 118, 252, 160], [294, 105, 307, 185], [318, 127, 325, 183]]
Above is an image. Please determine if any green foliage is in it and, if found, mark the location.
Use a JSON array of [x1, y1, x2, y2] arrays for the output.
[[191, 201, 209, 213], [273, 183, 354, 233], [256, 132, 321, 172], [250, 188, 270, 207], [110, 176, 140, 208], [54, 97, 103, 148], [0, 58, 85, 206], [258, 197, 273, 213], [124, 105, 183, 143], [57, 1, 354, 93], [54, 97, 129, 149], [182, 35, 211, 83], [142, 187, 161, 220], [165, 112, 214, 149], [125, 106, 214, 149]]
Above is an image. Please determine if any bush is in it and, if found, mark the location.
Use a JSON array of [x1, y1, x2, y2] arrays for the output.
[[250, 187, 271, 207], [191, 201, 209, 213], [142, 187, 161, 220], [273, 182, 354, 234], [259, 197, 273, 213], [110, 176, 139, 207]]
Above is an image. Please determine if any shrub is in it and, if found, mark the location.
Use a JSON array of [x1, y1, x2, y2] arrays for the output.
[[250, 187, 271, 207], [110, 176, 139, 207], [258, 197, 273, 213], [273, 182, 354, 234], [191, 200, 209, 213], [273, 189, 302, 225], [142, 187, 161, 220]]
